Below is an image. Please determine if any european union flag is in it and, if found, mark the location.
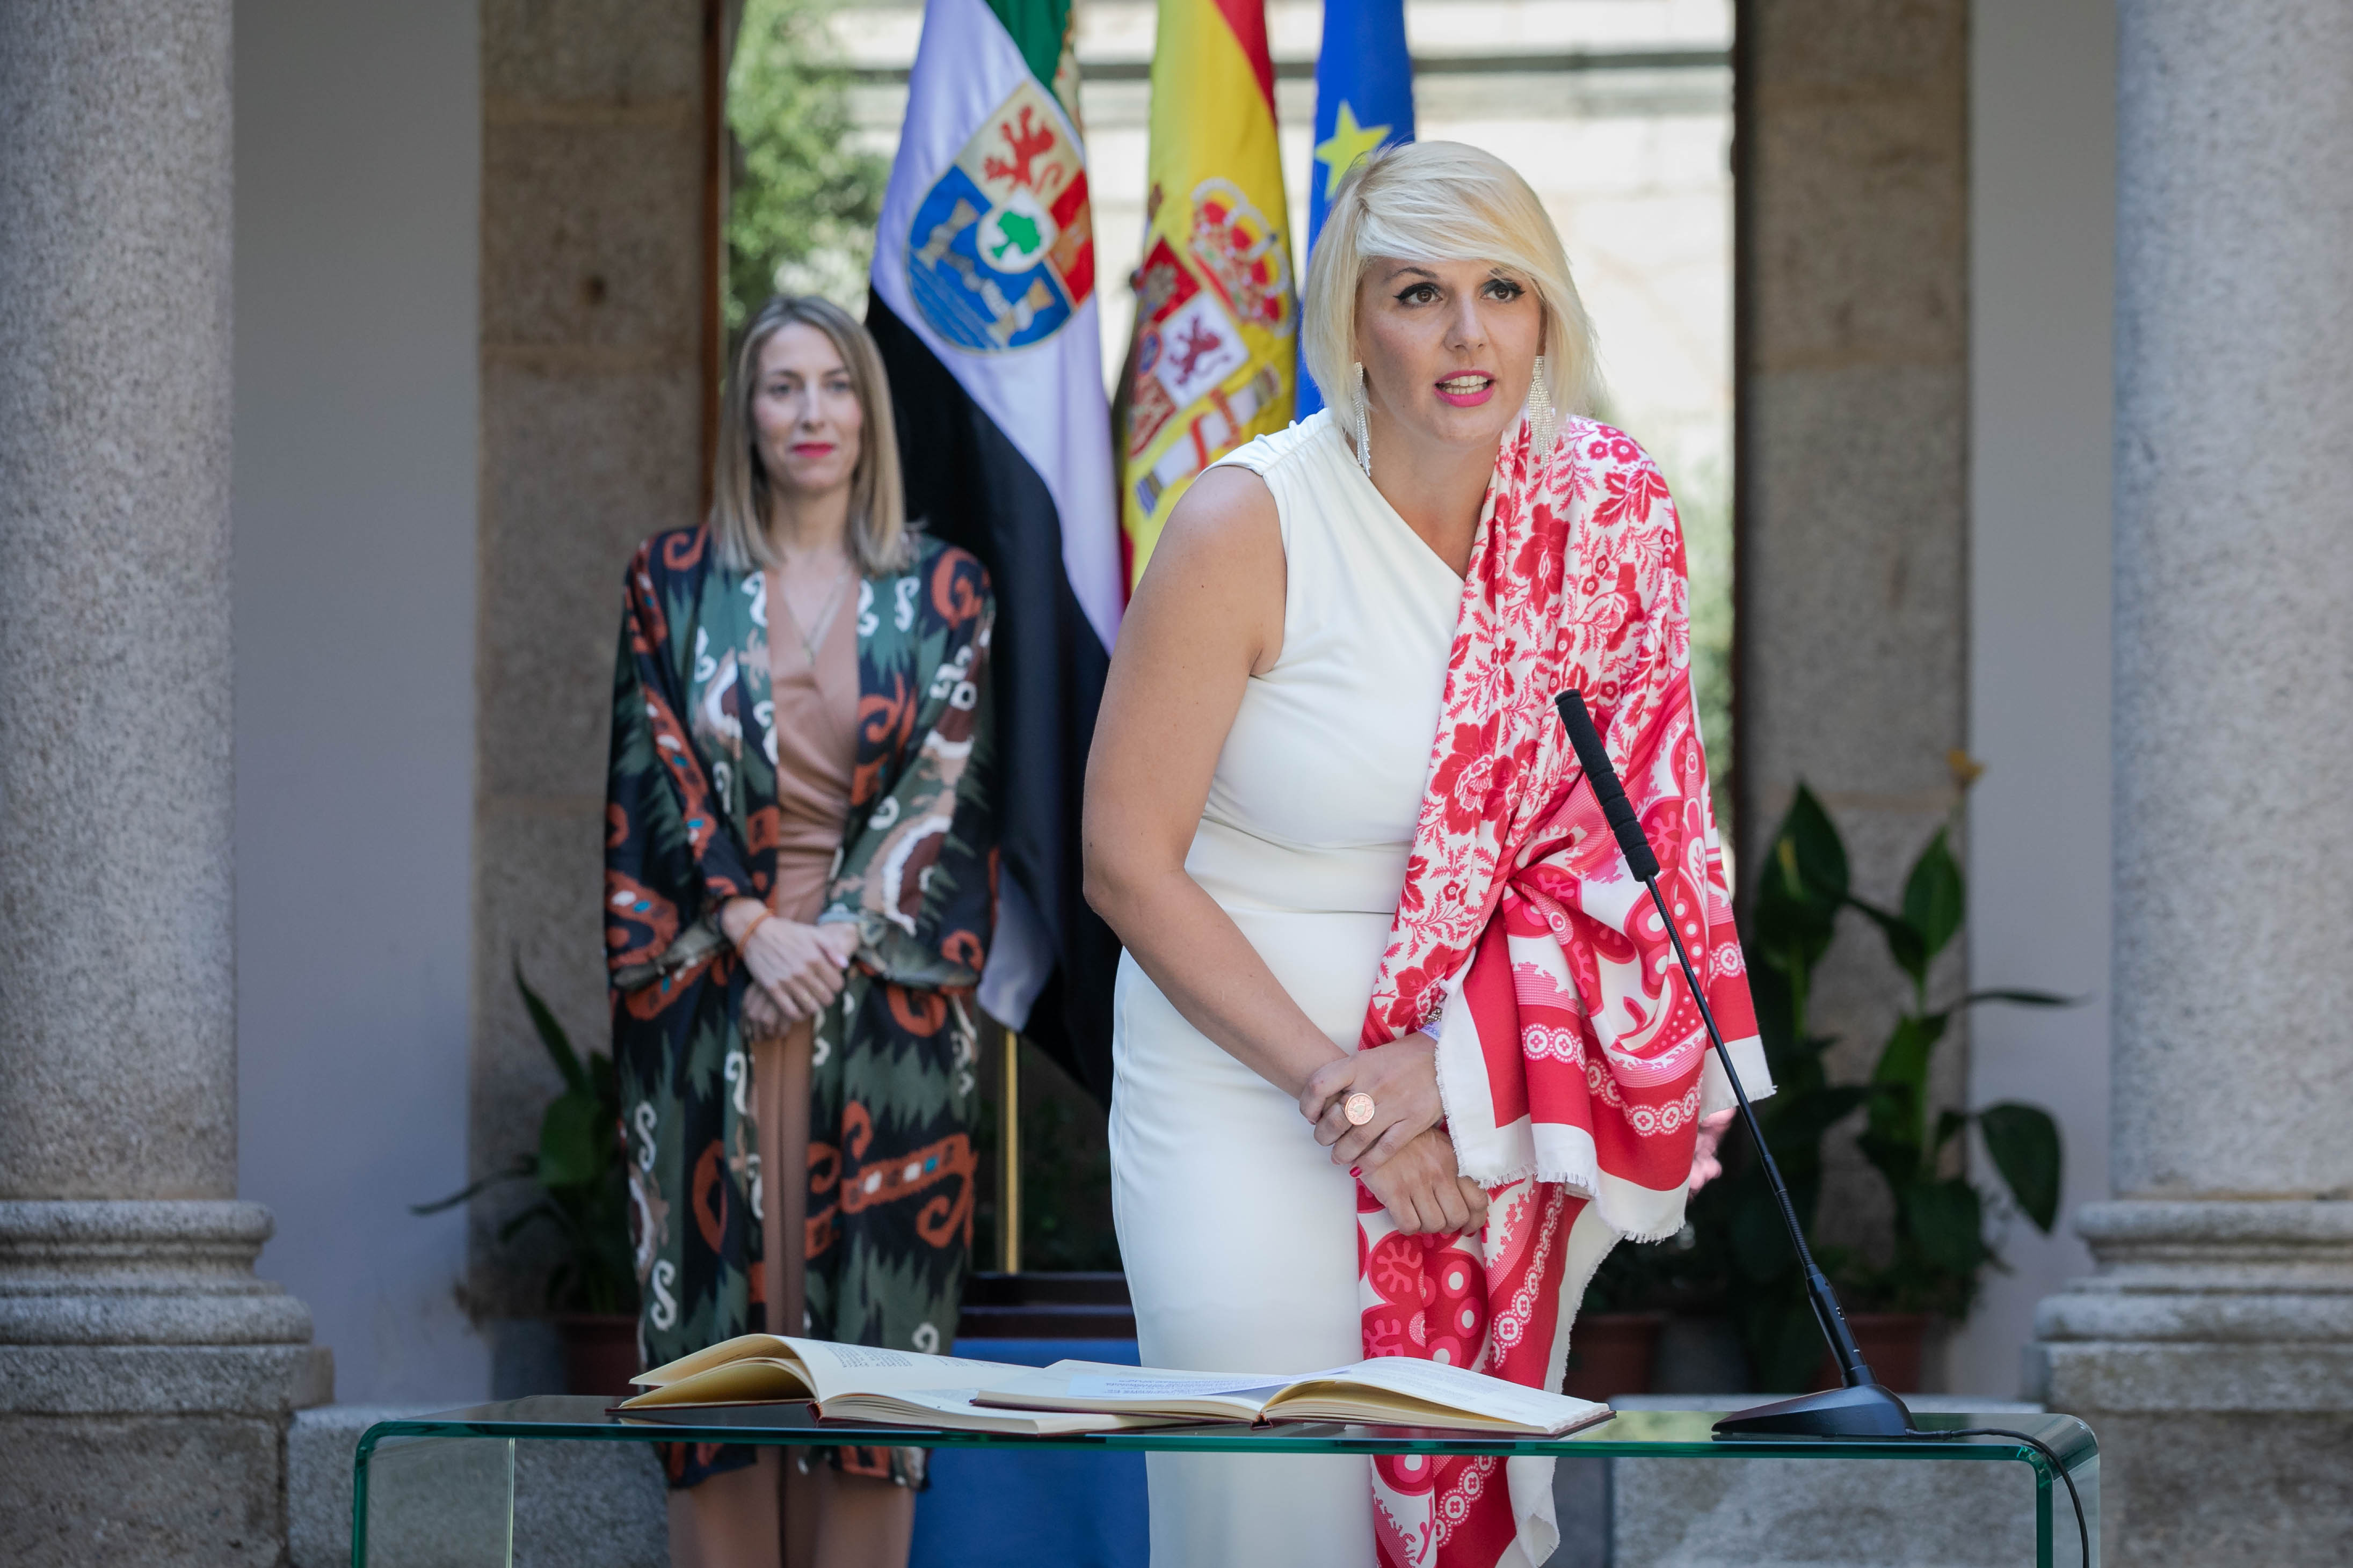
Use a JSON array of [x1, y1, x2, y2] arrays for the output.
[[1298, 0, 1416, 418]]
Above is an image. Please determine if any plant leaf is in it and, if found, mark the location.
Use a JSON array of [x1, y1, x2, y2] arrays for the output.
[[1902, 827, 1966, 964], [408, 1158, 534, 1216], [1932, 1108, 1970, 1154], [1960, 988, 2078, 1009], [516, 959, 587, 1097], [1729, 1186, 1798, 1282], [1754, 1301, 1830, 1394], [1849, 899, 1928, 992], [1762, 1084, 1870, 1159], [1904, 1178, 1986, 1276], [1753, 846, 1836, 976], [1868, 1012, 1947, 1156], [497, 1199, 562, 1245], [1978, 1102, 2064, 1232], [1749, 785, 1846, 984], [538, 1091, 604, 1190], [1781, 784, 1849, 906]]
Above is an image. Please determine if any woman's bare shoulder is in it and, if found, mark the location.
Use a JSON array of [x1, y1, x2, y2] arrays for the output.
[[1141, 465, 1281, 584], [1129, 464, 1286, 669]]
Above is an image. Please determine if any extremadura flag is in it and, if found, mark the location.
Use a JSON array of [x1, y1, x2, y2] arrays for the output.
[[869, 0, 1124, 1098], [1117, 0, 1298, 591]]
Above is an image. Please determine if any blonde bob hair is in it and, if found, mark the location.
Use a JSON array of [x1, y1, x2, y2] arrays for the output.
[[1302, 142, 1600, 425], [711, 295, 914, 577]]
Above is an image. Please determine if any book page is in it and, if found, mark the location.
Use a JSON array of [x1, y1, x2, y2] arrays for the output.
[[973, 1359, 1276, 1418], [629, 1337, 1022, 1405], [1064, 1372, 1291, 1399], [825, 1387, 1179, 1434], [618, 1358, 814, 1408], [634, 1332, 795, 1389], [779, 1338, 1025, 1402], [1293, 1356, 1606, 1430]]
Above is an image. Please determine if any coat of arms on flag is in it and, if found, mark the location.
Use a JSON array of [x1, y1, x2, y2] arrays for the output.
[[1124, 181, 1293, 522], [905, 77, 1096, 353], [1116, 0, 1297, 591]]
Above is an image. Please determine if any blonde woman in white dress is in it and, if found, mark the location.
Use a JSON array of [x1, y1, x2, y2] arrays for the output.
[[1084, 143, 1742, 1568]]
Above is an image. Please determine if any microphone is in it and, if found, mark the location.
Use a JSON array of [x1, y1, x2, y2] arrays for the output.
[[1553, 691, 1910, 1438], [1558, 691, 1660, 881]]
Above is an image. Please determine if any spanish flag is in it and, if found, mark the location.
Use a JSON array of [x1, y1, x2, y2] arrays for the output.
[[1118, 0, 1298, 591]]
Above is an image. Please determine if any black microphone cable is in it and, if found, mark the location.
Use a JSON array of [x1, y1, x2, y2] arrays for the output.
[[1894, 1425, 2089, 1567], [1552, 691, 2090, 1565]]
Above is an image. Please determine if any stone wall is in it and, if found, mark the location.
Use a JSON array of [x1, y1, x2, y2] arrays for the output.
[[470, 0, 718, 1327], [1734, 0, 1972, 1273]]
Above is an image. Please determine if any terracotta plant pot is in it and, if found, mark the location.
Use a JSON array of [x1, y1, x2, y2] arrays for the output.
[[1811, 1311, 1933, 1393], [1562, 1311, 1666, 1402], [554, 1312, 641, 1397]]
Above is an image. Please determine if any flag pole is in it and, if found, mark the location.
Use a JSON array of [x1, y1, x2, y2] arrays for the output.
[[999, 1023, 1022, 1274]]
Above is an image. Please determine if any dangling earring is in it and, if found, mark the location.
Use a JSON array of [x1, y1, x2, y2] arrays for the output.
[[1528, 354, 1557, 459], [1353, 362, 1372, 480]]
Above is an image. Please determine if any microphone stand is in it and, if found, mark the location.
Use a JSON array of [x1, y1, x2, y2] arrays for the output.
[[1554, 691, 1911, 1438]]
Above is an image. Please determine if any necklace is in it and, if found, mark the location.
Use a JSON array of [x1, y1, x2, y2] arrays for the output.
[[773, 548, 854, 668]]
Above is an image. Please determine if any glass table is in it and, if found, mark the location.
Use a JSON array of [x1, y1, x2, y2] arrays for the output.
[[355, 1397, 2098, 1567]]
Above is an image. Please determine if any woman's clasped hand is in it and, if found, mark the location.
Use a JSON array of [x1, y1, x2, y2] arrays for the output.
[[723, 897, 858, 1032], [1298, 1033, 1488, 1237], [1302, 1039, 1742, 1234]]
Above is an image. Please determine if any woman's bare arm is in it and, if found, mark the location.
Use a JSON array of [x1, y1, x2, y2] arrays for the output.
[[1086, 468, 1488, 1236], [1082, 468, 1345, 1099]]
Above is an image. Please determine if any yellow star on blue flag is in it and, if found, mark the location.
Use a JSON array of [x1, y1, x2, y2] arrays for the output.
[[1315, 101, 1392, 200]]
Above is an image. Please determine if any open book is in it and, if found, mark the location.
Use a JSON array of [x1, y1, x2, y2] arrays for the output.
[[616, 1335, 1183, 1435], [973, 1357, 1614, 1436]]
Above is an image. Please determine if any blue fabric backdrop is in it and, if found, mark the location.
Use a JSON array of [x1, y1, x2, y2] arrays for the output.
[[909, 1338, 1147, 1568]]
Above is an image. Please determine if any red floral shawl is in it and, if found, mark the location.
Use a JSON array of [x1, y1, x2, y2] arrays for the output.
[[1355, 417, 1765, 1568]]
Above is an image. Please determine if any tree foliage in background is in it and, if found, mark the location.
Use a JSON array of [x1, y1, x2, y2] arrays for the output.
[[728, 0, 891, 329]]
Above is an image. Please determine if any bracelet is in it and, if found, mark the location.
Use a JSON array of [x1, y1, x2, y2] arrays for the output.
[[733, 906, 773, 949]]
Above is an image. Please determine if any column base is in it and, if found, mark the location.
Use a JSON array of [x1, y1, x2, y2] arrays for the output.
[[0, 1201, 322, 1568], [2031, 1199, 2353, 1564]]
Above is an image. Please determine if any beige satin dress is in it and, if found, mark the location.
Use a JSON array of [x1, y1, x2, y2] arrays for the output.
[[752, 572, 861, 1343]]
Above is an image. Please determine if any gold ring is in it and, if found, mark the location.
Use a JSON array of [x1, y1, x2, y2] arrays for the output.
[[1343, 1092, 1376, 1127]]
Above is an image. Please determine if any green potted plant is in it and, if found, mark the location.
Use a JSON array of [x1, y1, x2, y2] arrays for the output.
[[416, 964, 638, 1394], [1712, 782, 2068, 1390]]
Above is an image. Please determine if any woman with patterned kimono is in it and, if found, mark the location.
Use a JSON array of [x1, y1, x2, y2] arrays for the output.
[[605, 295, 995, 1568], [1086, 144, 1764, 1568]]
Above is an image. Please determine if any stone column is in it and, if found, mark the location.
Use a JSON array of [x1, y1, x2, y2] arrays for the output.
[[2032, 2, 2353, 1559], [0, 5, 319, 1564]]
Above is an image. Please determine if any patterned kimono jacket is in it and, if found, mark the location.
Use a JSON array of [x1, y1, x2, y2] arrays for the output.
[[604, 524, 996, 1488]]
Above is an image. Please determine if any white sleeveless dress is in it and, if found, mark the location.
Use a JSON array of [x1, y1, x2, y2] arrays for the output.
[[1108, 410, 1464, 1567]]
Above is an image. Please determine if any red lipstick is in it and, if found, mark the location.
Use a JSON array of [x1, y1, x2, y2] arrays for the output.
[[1434, 372, 1496, 409]]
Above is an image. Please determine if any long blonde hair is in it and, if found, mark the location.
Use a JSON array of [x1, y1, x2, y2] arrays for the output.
[[711, 295, 914, 577], [1302, 141, 1600, 421]]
